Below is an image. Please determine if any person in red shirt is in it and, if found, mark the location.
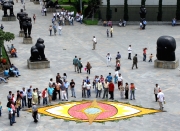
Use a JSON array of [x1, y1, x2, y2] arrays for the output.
[[108, 81, 114, 100], [130, 83, 135, 100]]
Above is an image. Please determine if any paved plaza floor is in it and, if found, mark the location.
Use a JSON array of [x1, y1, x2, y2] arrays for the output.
[[0, 1, 180, 131]]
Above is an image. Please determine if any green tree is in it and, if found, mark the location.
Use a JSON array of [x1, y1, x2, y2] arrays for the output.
[[157, 0, 162, 21], [176, 0, 180, 20], [106, 0, 111, 20], [124, 0, 129, 21], [0, 30, 15, 59], [141, 0, 146, 6]]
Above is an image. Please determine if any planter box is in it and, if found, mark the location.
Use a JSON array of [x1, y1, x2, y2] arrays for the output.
[[27, 59, 50, 69]]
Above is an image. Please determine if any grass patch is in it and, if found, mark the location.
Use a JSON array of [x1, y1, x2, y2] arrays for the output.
[[83, 19, 98, 25]]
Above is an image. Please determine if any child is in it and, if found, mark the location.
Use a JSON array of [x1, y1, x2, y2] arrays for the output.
[[149, 54, 153, 62], [106, 29, 109, 37], [0, 101, 2, 116]]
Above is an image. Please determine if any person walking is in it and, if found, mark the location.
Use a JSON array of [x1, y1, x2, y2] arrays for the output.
[[77, 58, 83, 73], [125, 83, 129, 99], [86, 62, 91, 74], [102, 80, 109, 99], [73, 56, 79, 72], [96, 80, 103, 98], [114, 69, 118, 84], [42, 88, 48, 106], [109, 81, 114, 100], [128, 45, 132, 60], [132, 54, 138, 69], [110, 26, 113, 37], [106, 29, 109, 37], [82, 80, 87, 98], [58, 25, 62, 35], [106, 53, 112, 67], [49, 25, 52, 36], [154, 84, 160, 102], [157, 89, 165, 111], [70, 79, 76, 98], [32, 102, 38, 123], [53, 24, 57, 36], [130, 83, 135, 100], [44, 7, 47, 16], [143, 48, 147, 61], [149, 54, 153, 62], [119, 83, 124, 99], [92, 36, 97, 50]]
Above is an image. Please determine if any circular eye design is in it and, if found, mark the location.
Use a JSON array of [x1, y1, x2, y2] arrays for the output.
[[36, 100, 160, 124]]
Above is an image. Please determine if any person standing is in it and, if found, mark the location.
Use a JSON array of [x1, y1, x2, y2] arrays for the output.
[[119, 83, 124, 99], [58, 25, 62, 35], [27, 89, 32, 108], [114, 69, 118, 84], [8, 104, 13, 126], [70, 79, 76, 98], [106, 53, 112, 67], [102, 80, 109, 99], [47, 86, 54, 104], [55, 82, 61, 100], [44, 7, 47, 16], [86, 82, 91, 98], [15, 97, 21, 117], [132, 54, 138, 69], [106, 73, 112, 83], [92, 36, 97, 50], [149, 54, 153, 62], [0, 101, 2, 117], [49, 25, 52, 36], [106, 29, 109, 37], [53, 23, 57, 35], [36, 88, 41, 105], [143, 48, 147, 61], [125, 83, 129, 99], [109, 81, 114, 100], [23, 2, 25, 11], [77, 58, 83, 73], [22, 87, 27, 108], [82, 80, 87, 98], [117, 73, 123, 87], [157, 90, 165, 111], [110, 26, 113, 37], [73, 56, 78, 72], [96, 80, 103, 98], [86, 62, 91, 74], [32, 89, 38, 104], [130, 83, 135, 100], [32, 102, 38, 123], [60, 83, 68, 101], [64, 80, 69, 98], [42, 88, 48, 106], [154, 84, 160, 102], [128, 45, 132, 60]]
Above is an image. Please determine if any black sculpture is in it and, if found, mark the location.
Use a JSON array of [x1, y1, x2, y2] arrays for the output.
[[22, 14, 32, 38], [156, 36, 176, 61], [139, 5, 147, 29], [45, 0, 59, 8], [17, 9, 27, 31], [30, 38, 46, 61], [1, 0, 14, 17]]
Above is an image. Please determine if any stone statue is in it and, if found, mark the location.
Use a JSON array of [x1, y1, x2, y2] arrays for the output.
[[22, 14, 32, 38], [17, 9, 27, 31], [1, 0, 14, 17], [30, 38, 46, 61], [139, 5, 147, 19], [156, 36, 176, 61]]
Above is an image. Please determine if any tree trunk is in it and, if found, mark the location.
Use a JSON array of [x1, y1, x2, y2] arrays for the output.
[[176, 0, 180, 20]]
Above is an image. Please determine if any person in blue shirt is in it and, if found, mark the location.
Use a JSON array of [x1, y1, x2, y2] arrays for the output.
[[106, 73, 113, 82], [4, 68, 9, 77], [48, 86, 54, 104], [27, 89, 32, 108]]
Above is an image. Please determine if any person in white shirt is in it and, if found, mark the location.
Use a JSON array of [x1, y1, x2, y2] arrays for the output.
[[82, 80, 87, 98], [86, 82, 91, 98], [114, 69, 119, 83], [106, 53, 112, 67], [92, 36, 97, 50], [53, 12, 56, 20], [154, 84, 160, 102], [157, 89, 165, 111], [22, 87, 27, 108], [118, 73, 123, 87], [58, 25, 62, 35], [102, 80, 109, 99], [44, 8, 47, 16], [128, 45, 132, 60], [80, 14, 83, 24], [96, 80, 103, 98]]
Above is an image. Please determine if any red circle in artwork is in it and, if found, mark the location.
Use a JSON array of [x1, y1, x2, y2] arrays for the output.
[[68, 102, 117, 120]]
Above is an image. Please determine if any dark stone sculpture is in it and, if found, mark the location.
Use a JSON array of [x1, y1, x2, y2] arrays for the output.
[[156, 36, 176, 61], [1, 0, 14, 17], [139, 5, 147, 29], [30, 38, 47, 61], [17, 9, 27, 31], [22, 14, 32, 38], [45, 0, 59, 8]]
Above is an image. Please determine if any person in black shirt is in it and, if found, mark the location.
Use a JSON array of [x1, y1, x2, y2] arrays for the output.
[[70, 79, 76, 98]]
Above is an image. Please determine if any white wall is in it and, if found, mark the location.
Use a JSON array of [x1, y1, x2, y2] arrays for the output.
[[101, 0, 177, 6]]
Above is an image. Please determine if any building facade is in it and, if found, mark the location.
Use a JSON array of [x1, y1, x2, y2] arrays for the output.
[[99, 0, 177, 21]]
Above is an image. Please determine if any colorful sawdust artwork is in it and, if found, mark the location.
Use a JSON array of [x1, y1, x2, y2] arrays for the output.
[[37, 100, 160, 124]]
